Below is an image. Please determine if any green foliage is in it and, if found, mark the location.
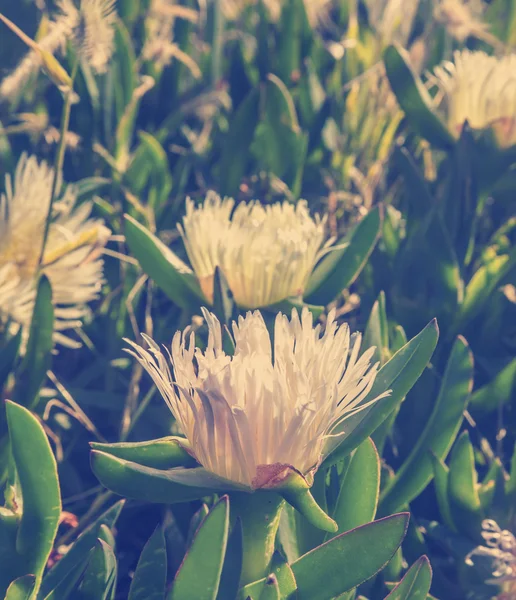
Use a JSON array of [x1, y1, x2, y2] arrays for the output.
[[0, 0, 514, 598]]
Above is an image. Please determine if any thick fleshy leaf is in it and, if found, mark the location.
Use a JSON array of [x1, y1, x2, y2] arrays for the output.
[[380, 337, 473, 515], [327, 437, 380, 539], [77, 539, 117, 600], [5, 575, 36, 600], [383, 45, 454, 149], [305, 207, 381, 304], [444, 124, 479, 265], [6, 401, 61, 595], [91, 451, 236, 503], [456, 248, 516, 328], [430, 454, 455, 532], [90, 437, 197, 469], [448, 432, 483, 537], [470, 358, 516, 412], [258, 575, 280, 600], [218, 88, 260, 197], [168, 496, 229, 600], [238, 553, 297, 600], [0, 331, 21, 396], [278, 469, 337, 533], [323, 319, 439, 468], [40, 501, 124, 598], [363, 292, 389, 365], [291, 514, 410, 600], [128, 527, 167, 600], [213, 266, 235, 326], [394, 145, 433, 230], [393, 210, 461, 334], [216, 519, 243, 600], [12, 275, 54, 409], [384, 556, 432, 600], [124, 214, 203, 309]]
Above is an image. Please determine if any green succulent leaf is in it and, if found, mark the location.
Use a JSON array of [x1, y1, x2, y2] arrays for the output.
[[6, 401, 61, 596], [124, 214, 203, 309], [5, 575, 36, 600], [305, 206, 381, 305], [380, 336, 473, 515], [430, 454, 455, 532], [448, 431, 483, 537], [258, 575, 280, 600], [470, 358, 516, 412], [384, 556, 432, 600], [91, 450, 235, 503], [291, 513, 410, 600], [327, 437, 380, 539], [363, 292, 390, 365], [40, 501, 124, 599], [168, 496, 229, 600], [90, 437, 197, 470], [323, 319, 439, 467], [217, 519, 243, 600], [77, 539, 117, 600], [128, 527, 167, 600], [218, 87, 260, 197], [383, 44, 455, 149], [12, 275, 54, 409]]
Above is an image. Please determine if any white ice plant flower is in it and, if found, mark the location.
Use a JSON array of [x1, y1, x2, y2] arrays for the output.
[[178, 193, 328, 308], [0, 154, 110, 347], [466, 519, 516, 597], [126, 307, 390, 490], [430, 50, 516, 148]]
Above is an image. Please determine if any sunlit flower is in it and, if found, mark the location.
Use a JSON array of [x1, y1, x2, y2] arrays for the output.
[[433, 0, 491, 43], [430, 50, 516, 148], [73, 0, 117, 74], [0, 154, 110, 347], [178, 193, 328, 308], [143, 0, 201, 76], [466, 519, 516, 599], [126, 307, 389, 489], [0, 0, 117, 101], [0, 5, 76, 101], [364, 0, 420, 46], [220, 0, 332, 26]]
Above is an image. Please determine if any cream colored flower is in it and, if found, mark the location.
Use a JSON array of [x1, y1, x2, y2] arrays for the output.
[[220, 0, 332, 26], [467, 519, 516, 597], [72, 0, 117, 74], [0, 154, 110, 347], [364, 0, 420, 46], [126, 307, 389, 489], [433, 0, 490, 43], [430, 50, 516, 148], [142, 0, 200, 76], [177, 193, 328, 308], [0, 0, 117, 101]]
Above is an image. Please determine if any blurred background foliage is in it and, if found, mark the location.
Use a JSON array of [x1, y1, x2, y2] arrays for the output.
[[0, 0, 515, 598]]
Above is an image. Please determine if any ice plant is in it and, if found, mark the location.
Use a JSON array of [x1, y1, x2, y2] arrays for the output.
[[0, 0, 117, 101], [126, 306, 389, 582], [178, 193, 328, 307], [466, 520, 516, 599], [0, 154, 110, 347], [142, 0, 200, 76], [127, 307, 389, 487], [430, 50, 516, 148]]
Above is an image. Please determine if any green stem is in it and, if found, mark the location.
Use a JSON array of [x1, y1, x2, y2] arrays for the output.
[[230, 491, 284, 587], [38, 59, 79, 269]]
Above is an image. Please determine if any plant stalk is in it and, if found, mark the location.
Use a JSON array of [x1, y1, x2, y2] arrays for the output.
[[230, 491, 284, 587], [38, 59, 79, 269]]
